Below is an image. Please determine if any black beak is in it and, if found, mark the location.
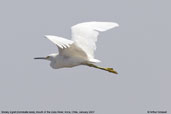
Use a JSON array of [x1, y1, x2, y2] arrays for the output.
[[34, 57, 47, 60]]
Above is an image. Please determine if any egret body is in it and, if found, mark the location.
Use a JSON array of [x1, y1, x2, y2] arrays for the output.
[[34, 22, 119, 74]]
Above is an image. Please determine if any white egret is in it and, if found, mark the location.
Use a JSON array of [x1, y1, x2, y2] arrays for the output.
[[34, 22, 119, 74]]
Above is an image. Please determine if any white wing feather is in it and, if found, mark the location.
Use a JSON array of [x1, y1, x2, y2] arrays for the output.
[[45, 35, 87, 59], [71, 22, 119, 59], [45, 35, 73, 49]]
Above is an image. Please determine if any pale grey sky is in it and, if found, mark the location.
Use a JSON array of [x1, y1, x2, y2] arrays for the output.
[[0, 0, 170, 114]]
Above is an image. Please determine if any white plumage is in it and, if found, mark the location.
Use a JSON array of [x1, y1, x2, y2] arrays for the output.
[[35, 22, 119, 74], [45, 35, 73, 49], [72, 22, 119, 59]]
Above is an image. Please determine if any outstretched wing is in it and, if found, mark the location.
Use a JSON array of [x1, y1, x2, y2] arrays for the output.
[[71, 22, 119, 59], [45, 35, 88, 59], [45, 35, 73, 49]]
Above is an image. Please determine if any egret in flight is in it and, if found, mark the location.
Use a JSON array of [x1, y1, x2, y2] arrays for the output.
[[34, 22, 119, 74]]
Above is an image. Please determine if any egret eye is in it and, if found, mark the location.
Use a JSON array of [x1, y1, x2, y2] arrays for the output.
[[46, 56, 50, 59]]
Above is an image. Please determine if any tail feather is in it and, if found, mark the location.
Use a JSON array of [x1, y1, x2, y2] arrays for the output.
[[89, 59, 101, 63]]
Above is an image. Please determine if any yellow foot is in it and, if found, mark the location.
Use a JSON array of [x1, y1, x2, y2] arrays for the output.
[[87, 64, 118, 74], [105, 68, 118, 74]]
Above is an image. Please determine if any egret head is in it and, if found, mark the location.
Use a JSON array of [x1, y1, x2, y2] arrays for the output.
[[34, 53, 58, 61]]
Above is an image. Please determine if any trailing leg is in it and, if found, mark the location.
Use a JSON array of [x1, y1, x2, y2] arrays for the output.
[[86, 64, 118, 74]]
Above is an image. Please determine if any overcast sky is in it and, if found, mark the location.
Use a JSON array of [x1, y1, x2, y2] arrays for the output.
[[0, 0, 170, 114]]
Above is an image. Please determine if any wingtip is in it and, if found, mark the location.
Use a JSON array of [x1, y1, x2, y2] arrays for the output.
[[44, 35, 50, 38], [115, 23, 119, 27], [44, 35, 54, 40], [111, 22, 119, 28]]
